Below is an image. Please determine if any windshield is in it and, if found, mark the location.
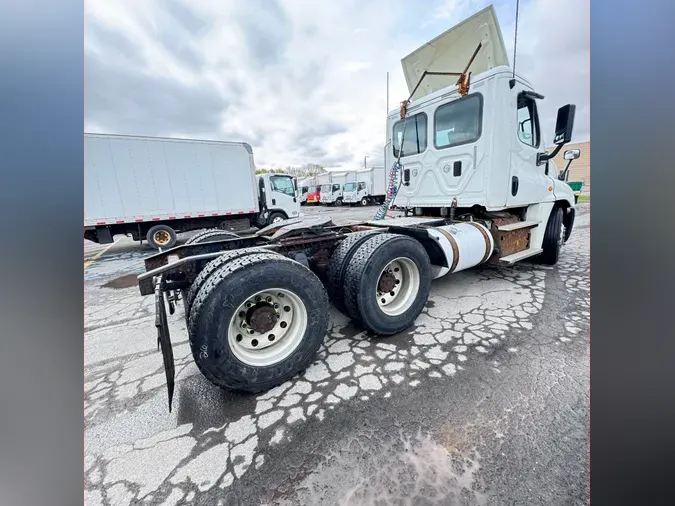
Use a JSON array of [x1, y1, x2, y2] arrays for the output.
[[344, 183, 357, 191], [320, 184, 331, 192]]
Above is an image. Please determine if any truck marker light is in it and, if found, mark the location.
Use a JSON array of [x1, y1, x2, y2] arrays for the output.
[[548, 186, 553, 192]]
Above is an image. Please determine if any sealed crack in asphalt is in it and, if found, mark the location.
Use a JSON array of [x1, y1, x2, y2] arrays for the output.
[[85, 206, 589, 506]]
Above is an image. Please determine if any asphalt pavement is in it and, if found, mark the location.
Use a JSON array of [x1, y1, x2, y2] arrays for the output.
[[85, 204, 590, 506]]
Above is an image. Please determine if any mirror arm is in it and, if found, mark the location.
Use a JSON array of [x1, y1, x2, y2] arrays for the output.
[[537, 143, 563, 166], [558, 159, 574, 181]]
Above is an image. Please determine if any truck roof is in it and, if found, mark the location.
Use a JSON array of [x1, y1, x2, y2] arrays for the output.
[[84, 133, 253, 154], [386, 65, 534, 121]]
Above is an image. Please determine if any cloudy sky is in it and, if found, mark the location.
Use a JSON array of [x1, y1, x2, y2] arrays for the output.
[[85, 0, 589, 169]]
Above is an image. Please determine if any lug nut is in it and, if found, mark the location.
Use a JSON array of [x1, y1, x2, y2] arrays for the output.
[[273, 303, 279, 310], [239, 311, 246, 318], [266, 296, 273, 303], [255, 296, 262, 302], [251, 339, 259, 347], [248, 328, 254, 334], [245, 302, 253, 308], [241, 322, 247, 328], [284, 305, 291, 312], [280, 321, 287, 329]]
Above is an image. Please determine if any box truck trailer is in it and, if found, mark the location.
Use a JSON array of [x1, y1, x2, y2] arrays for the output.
[[132, 5, 580, 410], [84, 134, 300, 249], [343, 166, 386, 206]]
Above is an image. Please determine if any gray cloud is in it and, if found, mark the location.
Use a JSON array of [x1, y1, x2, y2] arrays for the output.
[[236, 0, 291, 68], [164, 0, 208, 37], [85, 50, 227, 137]]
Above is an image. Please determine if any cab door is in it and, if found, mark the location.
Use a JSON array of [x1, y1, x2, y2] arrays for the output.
[[268, 174, 300, 218], [506, 87, 554, 207]]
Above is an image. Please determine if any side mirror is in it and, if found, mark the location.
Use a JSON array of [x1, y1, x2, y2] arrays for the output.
[[564, 149, 580, 160], [553, 104, 576, 145]]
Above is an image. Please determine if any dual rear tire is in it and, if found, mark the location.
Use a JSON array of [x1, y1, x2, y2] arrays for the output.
[[328, 233, 432, 335], [186, 250, 330, 392]]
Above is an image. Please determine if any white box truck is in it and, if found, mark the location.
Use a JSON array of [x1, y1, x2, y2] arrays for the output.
[[84, 134, 300, 249], [133, 5, 581, 410], [298, 177, 315, 204], [320, 171, 357, 206], [343, 166, 386, 206]]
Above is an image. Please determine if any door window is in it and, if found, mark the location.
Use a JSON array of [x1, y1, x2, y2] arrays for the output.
[[332, 184, 341, 192], [517, 93, 541, 148], [358, 182, 366, 191], [270, 175, 295, 196]]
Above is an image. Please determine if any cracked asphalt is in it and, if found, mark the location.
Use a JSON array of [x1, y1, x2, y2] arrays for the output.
[[85, 204, 590, 506]]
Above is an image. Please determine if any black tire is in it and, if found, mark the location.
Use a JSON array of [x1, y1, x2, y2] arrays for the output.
[[188, 254, 330, 392], [343, 233, 431, 335], [185, 229, 239, 245], [335, 197, 343, 207], [360, 197, 369, 206], [184, 247, 270, 331], [326, 230, 384, 316], [146, 224, 177, 249], [540, 206, 564, 265], [268, 212, 286, 225]]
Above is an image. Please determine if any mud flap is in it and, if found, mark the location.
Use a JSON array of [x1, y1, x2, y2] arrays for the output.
[[154, 275, 175, 412]]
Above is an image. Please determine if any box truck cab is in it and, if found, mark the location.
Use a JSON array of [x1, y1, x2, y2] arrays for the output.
[[343, 166, 386, 206], [320, 171, 356, 206]]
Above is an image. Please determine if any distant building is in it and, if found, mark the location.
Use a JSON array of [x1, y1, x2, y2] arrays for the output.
[[547, 140, 590, 194]]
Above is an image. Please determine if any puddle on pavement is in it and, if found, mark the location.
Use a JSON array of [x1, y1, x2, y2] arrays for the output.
[[275, 431, 486, 506], [101, 274, 139, 289]]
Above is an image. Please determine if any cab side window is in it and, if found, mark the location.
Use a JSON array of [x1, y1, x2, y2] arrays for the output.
[[358, 182, 366, 191], [517, 93, 541, 148], [270, 175, 295, 196], [393, 113, 428, 158]]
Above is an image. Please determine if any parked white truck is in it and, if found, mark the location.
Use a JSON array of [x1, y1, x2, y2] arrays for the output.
[[84, 134, 300, 249], [298, 177, 315, 205], [320, 171, 357, 206], [343, 166, 386, 206], [134, 5, 580, 410]]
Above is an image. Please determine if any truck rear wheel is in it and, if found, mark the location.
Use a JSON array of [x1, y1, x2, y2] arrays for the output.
[[540, 206, 564, 265], [327, 230, 383, 316], [188, 253, 330, 392], [147, 225, 177, 249], [343, 234, 431, 335], [184, 248, 270, 330], [335, 197, 343, 206], [185, 229, 239, 245]]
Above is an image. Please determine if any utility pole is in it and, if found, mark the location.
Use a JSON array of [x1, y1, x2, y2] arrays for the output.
[[364, 156, 369, 169]]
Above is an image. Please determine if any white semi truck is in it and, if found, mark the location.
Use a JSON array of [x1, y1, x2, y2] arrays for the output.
[[135, 5, 580, 410], [84, 134, 300, 249], [343, 166, 387, 206], [319, 171, 357, 206]]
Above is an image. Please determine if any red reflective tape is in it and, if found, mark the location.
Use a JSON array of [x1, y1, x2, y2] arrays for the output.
[[249, 210, 255, 213], [96, 221, 106, 225], [152, 217, 160, 221], [226, 212, 232, 215], [116, 220, 125, 224], [212, 213, 218, 216], [184, 215, 191, 218], [198, 214, 205, 217], [135, 219, 143, 222], [237, 211, 244, 214]]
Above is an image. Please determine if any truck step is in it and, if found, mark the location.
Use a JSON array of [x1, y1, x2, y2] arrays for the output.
[[496, 220, 540, 231], [499, 247, 543, 264]]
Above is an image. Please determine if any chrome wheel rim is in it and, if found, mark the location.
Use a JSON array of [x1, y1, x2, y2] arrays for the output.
[[375, 257, 420, 316], [272, 216, 284, 224], [228, 289, 307, 366]]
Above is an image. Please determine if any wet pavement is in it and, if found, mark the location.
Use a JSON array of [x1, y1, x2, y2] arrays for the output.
[[85, 204, 590, 506]]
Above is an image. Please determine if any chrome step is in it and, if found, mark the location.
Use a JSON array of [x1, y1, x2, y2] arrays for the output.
[[499, 247, 543, 265], [496, 220, 541, 232]]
